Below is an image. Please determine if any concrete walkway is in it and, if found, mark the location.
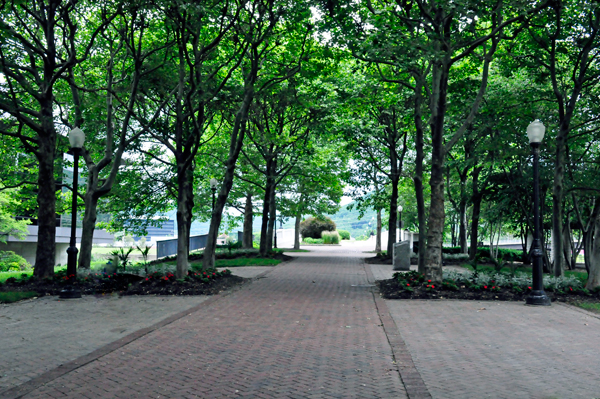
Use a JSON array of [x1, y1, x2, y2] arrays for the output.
[[2, 243, 600, 398]]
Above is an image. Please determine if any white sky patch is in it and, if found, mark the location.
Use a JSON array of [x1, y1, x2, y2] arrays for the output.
[[340, 196, 353, 206]]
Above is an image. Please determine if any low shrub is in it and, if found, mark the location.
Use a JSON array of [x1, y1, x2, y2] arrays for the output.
[[442, 246, 463, 254], [0, 251, 31, 272], [303, 237, 324, 244], [338, 230, 351, 240], [443, 253, 469, 261], [300, 216, 336, 239], [322, 231, 340, 244], [442, 246, 526, 262]]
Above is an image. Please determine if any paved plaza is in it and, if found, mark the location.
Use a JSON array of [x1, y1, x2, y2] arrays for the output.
[[1, 244, 600, 398]]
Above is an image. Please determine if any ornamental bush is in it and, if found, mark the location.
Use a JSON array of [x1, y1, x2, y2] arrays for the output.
[[303, 237, 324, 244], [0, 251, 31, 272], [338, 230, 351, 240], [321, 231, 340, 244], [300, 216, 336, 239]]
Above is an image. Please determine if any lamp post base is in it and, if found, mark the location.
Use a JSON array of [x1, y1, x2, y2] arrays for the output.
[[525, 290, 551, 306], [59, 285, 82, 299]]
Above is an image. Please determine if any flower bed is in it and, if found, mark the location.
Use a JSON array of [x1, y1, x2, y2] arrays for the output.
[[379, 270, 599, 303], [0, 268, 244, 297]]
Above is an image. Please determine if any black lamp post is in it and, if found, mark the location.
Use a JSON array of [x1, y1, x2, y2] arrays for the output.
[[210, 178, 218, 212], [526, 119, 551, 306], [274, 200, 278, 249], [398, 205, 403, 242], [59, 127, 85, 299]]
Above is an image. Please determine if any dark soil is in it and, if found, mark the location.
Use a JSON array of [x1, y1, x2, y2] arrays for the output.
[[378, 278, 600, 305], [0, 271, 247, 297]]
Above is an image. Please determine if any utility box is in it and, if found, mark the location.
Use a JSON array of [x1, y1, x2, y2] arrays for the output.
[[393, 240, 411, 271]]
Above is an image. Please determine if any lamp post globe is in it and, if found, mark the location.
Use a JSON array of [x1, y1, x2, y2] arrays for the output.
[[60, 127, 85, 299], [526, 119, 551, 306], [527, 119, 545, 144]]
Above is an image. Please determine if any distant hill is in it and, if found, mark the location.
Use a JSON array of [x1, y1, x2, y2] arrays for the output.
[[325, 203, 379, 239]]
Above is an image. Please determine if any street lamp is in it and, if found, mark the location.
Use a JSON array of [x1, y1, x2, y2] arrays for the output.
[[526, 119, 551, 306], [59, 127, 85, 299], [210, 178, 218, 212], [398, 205, 403, 242]]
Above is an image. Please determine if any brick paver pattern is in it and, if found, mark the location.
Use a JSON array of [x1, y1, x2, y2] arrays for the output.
[[0, 295, 210, 393], [387, 300, 600, 399], [21, 251, 407, 398]]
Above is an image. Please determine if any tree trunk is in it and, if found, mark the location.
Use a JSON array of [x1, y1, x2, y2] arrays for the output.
[[386, 175, 399, 255], [586, 210, 600, 290], [176, 167, 194, 278], [33, 132, 57, 278], [294, 211, 301, 250], [469, 166, 484, 260], [413, 78, 427, 274], [242, 193, 254, 249], [375, 209, 382, 253], [552, 125, 567, 277], [459, 188, 468, 253], [203, 77, 255, 269], [78, 193, 99, 271], [259, 174, 274, 256], [424, 64, 450, 282], [562, 221, 573, 271], [266, 184, 276, 251]]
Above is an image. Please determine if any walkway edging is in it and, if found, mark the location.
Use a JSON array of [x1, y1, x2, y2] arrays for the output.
[[363, 261, 432, 399]]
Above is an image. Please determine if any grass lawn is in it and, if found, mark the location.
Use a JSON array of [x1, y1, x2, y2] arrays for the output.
[[574, 302, 600, 314], [0, 291, 38, 304], [92, 246, 157, 256], [0, 265, 67, 283], [214, 258, 281, 267], [159, 257, 282, 268]]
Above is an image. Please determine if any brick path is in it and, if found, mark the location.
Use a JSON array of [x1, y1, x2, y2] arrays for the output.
[[12, 247, 409, 399], [386, 300, 600, 399]]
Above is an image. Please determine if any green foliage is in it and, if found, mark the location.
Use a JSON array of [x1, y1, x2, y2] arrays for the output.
[[442, 246, 525, 262], [110, 247, 134, 272], [321, 231, 340, 244], [338, 229, 350, 240], [0, 251, 31, 272], [0, 190, 30, 243], [213, 258, 281, 267], [0, 291, 38, 304], [300, 216, 336, 239], [135, 244, 153, 263], [303, 237, 324, 244]]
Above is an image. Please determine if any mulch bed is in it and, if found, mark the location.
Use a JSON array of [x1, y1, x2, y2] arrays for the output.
[[0, 270, 247, 297], [1, 251, 292, 298], [378, 278, 600, 305]]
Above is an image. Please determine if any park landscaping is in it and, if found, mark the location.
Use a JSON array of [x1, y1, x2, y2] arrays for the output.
[[0, 249, 292, 299], [379, 269, 600, 308]]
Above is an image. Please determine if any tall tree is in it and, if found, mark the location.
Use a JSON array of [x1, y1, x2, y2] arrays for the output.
[[0, 0, 114, 277], [324, 0, 547, 281], [516, 0, 600, 277], [69, 3, 172, 270], [202, 0, 313, 269]]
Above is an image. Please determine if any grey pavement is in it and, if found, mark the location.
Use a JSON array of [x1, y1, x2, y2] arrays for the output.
[[0, 267, 268, 394], [2, 242, 600, 399], [386, 300, 600, 399]]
